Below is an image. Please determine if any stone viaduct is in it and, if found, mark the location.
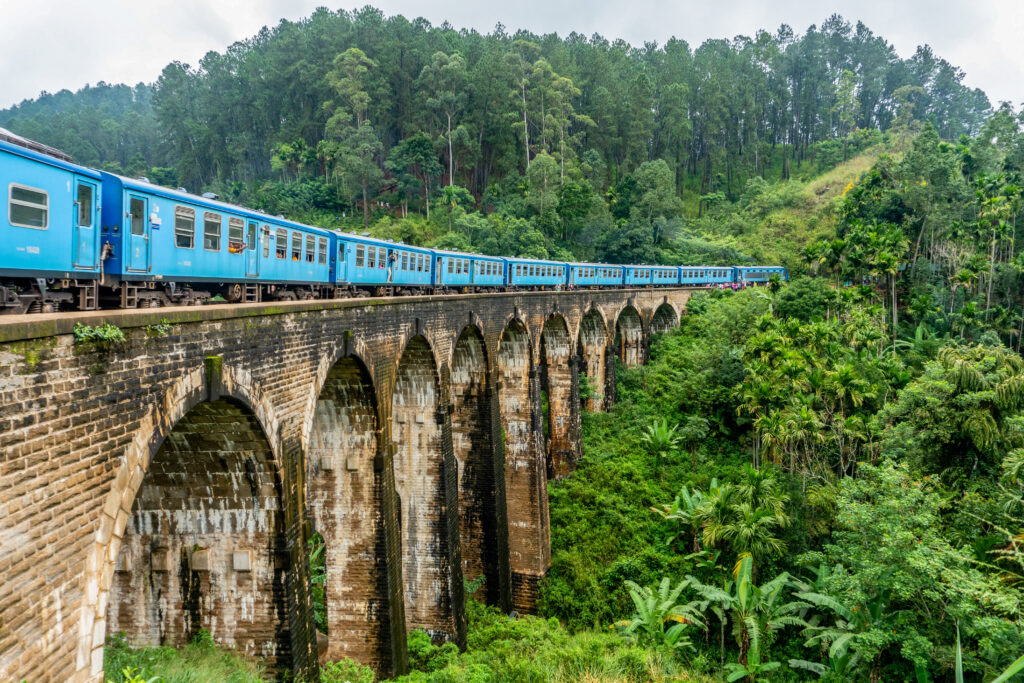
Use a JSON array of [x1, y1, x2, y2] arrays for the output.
[[0, 287, 690, 682]]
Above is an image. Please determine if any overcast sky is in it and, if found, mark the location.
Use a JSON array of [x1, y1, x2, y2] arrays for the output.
[[2, 0, 1022, 111]]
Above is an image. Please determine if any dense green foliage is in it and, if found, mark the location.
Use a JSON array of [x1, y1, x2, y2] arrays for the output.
[[72, 8, 1024, 683], [103, 630, 264, 682], [1, 8, 998, 267]]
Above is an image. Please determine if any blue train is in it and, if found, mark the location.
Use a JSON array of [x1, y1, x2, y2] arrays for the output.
[[0, 132, 787, 313]]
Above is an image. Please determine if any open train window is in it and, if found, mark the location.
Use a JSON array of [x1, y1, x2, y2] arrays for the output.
[[291, 232, 301, 261], [263, 227, 270, 257], [203, 212, 221, 250], [76, 184, 93, 227], [228, 217, 244, 252], [356, 244, 365, 267], [318, 237, 327, 264], [306, 235, 315, 263], [174, 206, 195, 248], [276, 228, 287, 258], [367, 246, 376, 268], [418, 254, 425, 272], [9, 184, 48, 229]]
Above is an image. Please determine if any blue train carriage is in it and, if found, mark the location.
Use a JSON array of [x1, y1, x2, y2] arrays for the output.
[[433, 249, 505, 291], [506, 257, 569, 290], [568, 263, 623, 288], [650, 265, 678, 287], [624, 265, 656, 287], [735, 266, 788, 286], [0, 137, 103, 313], [334, 233, 433, 294], [679, 266, 734, 287], [99, 173, 332, 306]]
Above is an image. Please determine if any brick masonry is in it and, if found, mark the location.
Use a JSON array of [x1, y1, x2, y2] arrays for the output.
[[0, 288, 690, 682]]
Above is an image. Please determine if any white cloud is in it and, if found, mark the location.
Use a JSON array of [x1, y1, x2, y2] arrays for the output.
[[1, 0, 1021, 110]]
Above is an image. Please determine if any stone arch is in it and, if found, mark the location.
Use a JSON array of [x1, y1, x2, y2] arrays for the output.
[[307, 353, 391, 671], [614, 305, 645, 368], [497, 319, 550, 612], [651, 302, 680, 334], [300, 333, 376, 457], [107, 395, 291, 668], [449, 325, 499, 605], [391, 335, 455, 641], [577, 308, 609, 413], [539, 314, 580, 477], [82, 365, 294, 680]]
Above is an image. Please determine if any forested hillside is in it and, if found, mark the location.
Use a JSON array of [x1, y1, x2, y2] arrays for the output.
[[0, 7, 996, 267]]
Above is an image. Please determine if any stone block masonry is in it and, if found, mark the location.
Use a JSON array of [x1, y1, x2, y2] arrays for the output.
[[0, 288, 690, 682]]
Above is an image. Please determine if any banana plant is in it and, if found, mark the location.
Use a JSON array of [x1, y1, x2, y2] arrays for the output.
[[616, 577, 705, 651], [687, 556, 807, 671]]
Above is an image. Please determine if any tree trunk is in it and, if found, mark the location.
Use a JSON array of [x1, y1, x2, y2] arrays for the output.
[[522, 82, 530, 170], [447, 112, 454, 187], [891, 274, 898, 358], [362, 181, 369, 229]]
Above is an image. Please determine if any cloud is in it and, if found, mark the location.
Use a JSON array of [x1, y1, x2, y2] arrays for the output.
[[1, 0, 1021, 110]]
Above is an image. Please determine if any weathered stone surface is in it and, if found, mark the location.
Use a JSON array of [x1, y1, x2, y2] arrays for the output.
[[0, 288, 689, 683]]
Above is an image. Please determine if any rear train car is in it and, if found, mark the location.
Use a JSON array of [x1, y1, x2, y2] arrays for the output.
[[0, 139, 103, 312], [734, 266, 788, 285]]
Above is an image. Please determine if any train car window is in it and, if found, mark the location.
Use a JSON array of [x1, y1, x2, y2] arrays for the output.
[[247, 223, 257, 251], [174, 206, 195, 248], [464, 259, 469, 273], [263, 227, 270, 258], [203, 212, 221, 250], [367, 246, 376, 268], [276, 228, 287, 258], [318, 237, 327, 264], [356, 244, 365, 267], [291, 232, 302, 261], [401, 252, 407, 270], [228, 217, 244, 252], [306, 235, 315, 263], [447, 259, 454, 274], [9, 184, 49, 229], [419, 254, 426, 272], [76, 184, 93, 227]]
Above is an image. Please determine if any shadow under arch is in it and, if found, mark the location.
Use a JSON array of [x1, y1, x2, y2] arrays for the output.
[[391, 334, 458, 641], [650, 302, 680, 334], [538, 314, 578, 478], [307, 352, 393, 672], [496, 318, 550, 613], [106, 393, 293, 670], [614, 304, 645, 368], [449, 324, 500, 606], [576, 308, 609, 413]]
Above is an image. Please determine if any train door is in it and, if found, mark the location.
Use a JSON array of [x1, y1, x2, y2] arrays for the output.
[[246, 221, 260, 276], [336, 241, 348, 283], [73, 178, 98, 269], [126, 193, 150, 272]]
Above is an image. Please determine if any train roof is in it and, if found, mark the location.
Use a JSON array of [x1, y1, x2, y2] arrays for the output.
[[434, 248, 503, 260], [0, 138, 101, 179], [334, 231, 434, 253], [503, 255, 570, 265]]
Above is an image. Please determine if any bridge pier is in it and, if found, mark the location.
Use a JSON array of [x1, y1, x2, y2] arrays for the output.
[[0, 288, 690, 683]]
